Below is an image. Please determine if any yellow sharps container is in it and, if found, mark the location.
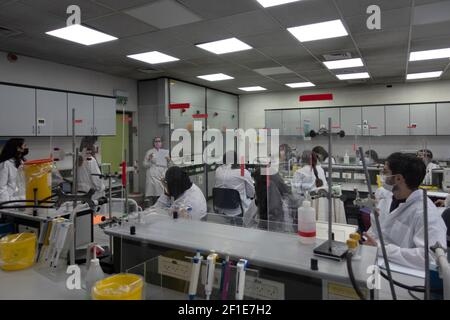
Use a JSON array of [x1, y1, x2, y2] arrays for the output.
[[23, 159, 53, 202]]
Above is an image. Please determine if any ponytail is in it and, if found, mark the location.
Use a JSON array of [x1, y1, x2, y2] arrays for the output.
[[310, 153, 323, 188]]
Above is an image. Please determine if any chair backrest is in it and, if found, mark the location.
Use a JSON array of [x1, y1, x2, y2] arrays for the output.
[[213, 188, 243, 215]]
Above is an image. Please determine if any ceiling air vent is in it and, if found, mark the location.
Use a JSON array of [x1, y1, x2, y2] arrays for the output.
[[0, 26, 23, 37], [323, 52, 352, 61], [137, 68, 163, 74]]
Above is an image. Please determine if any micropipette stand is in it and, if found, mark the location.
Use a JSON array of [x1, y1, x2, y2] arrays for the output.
[[313, 118, 348, 260]]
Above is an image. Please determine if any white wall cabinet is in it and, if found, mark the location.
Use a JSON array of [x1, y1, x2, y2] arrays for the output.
[[319, 108, 340, 132], [340, 107, 362, 136], [362, 106, 385, 136], [68, 93, 94, 136], [437, 103, 450, 135], [409, 104, 436, 136], [385, 105, 410, 136], [36, 90, 68, 136], [300, 109, 320, 134], [282, 109, 301, 136], [0, 84, 36, 136], [94, 96, 116, 136]]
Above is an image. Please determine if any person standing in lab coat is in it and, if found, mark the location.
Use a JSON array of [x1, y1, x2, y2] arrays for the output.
[[153, 166, 207, 220], [417, 149, 440, 185], [364, 152, 447, 270], [77, 137, 105, 200], [0, 138, 28, 203], [144, 137, 171, 206], [214, 151, 257, 226], [312, 146, 336, 165]]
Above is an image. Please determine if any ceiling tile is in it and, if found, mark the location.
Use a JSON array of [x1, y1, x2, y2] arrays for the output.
[[125, 0, 202, 29], [413, 0, 450, 25], [217, 10, 283, 37], [412, 20, 450, 40], [344, 7, 412, 34], [353, 28, 410, 49], [85, 13, 157, 38], [166, 19, 233, 44], [335, 0, 412, 18], [126, 29, 190, 50], [176, 0, 261, 19], [92, 0, 159, 11]]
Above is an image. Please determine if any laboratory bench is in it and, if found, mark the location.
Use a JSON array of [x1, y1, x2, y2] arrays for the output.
[[104, 212, 380, 300]]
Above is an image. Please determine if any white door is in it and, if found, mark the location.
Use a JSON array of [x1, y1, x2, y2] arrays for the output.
[[68, 94, 94, 136], [362, 106, 385, 136], [385, 105, 410, 136], [94, 97, 116, 136], [340, 107, 362, 136], [437, 103, 450, 135], [409, 104, 436, 136], [0, 84, 36, 136], [36, 90, 68, 136]]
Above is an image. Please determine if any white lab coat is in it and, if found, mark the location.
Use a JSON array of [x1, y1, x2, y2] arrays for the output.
[[423, 162, 440, 185], [292, 165, 346, 223], [0, 159, 24, 203], [214, 165, 258, 220], [153, 183, 207, 220], [77, 157, 105, 200], [143, 148, 170, 197], [368, 189, 447, 270]]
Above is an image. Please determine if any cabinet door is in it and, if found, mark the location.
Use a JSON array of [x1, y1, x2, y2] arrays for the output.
[[68, 93, 94, 136], [362, 106, 385, 136], [94, 97, 116, 136], [437, 103, 450, 135], [385, 105, 410, 136], [340, 107, 362, 136], [282, 109, 301, 136], [409, 104, 436, 136], [319, 108, 340, 132], [36, 90, 68, 136], [300, 109, 320, 134], [265, 111, 283, 135], [0, 84, 36, 136]]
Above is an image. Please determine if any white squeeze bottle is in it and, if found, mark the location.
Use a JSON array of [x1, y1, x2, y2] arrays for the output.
[[298, 200, 316, 244], [344, 151, 350, 165], [85, 246, 106, 299]]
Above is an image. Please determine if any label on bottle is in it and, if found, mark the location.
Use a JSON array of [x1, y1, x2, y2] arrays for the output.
[[298, 230, 316, 238]]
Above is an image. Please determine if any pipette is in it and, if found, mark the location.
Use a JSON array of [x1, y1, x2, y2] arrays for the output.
[[235, 259, 248, 300], [188, 251, 203, 300], [205, 253, 218, 300]]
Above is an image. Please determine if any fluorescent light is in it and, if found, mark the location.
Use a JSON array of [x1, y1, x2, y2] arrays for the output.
[[46, 24, 117, 46], [323, 58, 363, 70], [127, 51, 179, 64], [196, 37, 252, 54], [407, 71, 442, 80], [410, 48, 450, 61], [285, 82, 315, 88], [256, 0, 301, 8], [197, 73, 234, 81], [336, 72, 370, 80], [287, 19, 348, 42], [239, 86, 267, 92]]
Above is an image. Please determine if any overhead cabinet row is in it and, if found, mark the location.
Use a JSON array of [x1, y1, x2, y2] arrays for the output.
[[265, 103, 450, 136], [0, 84, 116, 136]]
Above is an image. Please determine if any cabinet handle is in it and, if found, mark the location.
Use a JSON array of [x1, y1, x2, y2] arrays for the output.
[[37, 126, 40, 134], [32, 125, 35, 135], [95, 127, 97, 135]]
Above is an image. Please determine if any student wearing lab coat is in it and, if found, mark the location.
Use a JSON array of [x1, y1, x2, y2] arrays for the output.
[[214, 151, 257, 226], [364, 152, 447, 270], [417, 149, 440, 185], [143, 137, 171, 206], [153, 166, 207, 220], [292, 151, 346, 223], [0, 138, 28, 203], [77, 137, 105, 200], [312, 146, 336, 165]]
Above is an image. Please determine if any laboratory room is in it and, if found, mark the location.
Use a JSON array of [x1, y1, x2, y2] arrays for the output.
[[0, 0, 449, 305]]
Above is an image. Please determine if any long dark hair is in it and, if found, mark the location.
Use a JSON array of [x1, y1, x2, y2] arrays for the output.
[[78, 136, 97, 167], [165, 166, 193, 200], [0, 138, 25, 168], [302, 150, 323, 188], [312, 146, 328, 162]]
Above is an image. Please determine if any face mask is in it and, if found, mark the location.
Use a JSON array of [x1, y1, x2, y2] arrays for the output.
[[380, 174, 396, 192], [155, 142, 162, 149]]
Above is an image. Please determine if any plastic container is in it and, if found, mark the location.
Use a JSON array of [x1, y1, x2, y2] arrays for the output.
[[298, 201, 316, 244], [91, 274, 144, 300], [23, 159, 53, 202], [85, 259, 106, 299], [343, 152, 350, 165], [0, 233, 36, 271]]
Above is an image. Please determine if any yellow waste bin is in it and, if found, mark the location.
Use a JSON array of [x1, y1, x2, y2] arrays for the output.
[[0, 233, 36, 271], [23, 159, 53, 202], [92, 274, 144, 300]]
